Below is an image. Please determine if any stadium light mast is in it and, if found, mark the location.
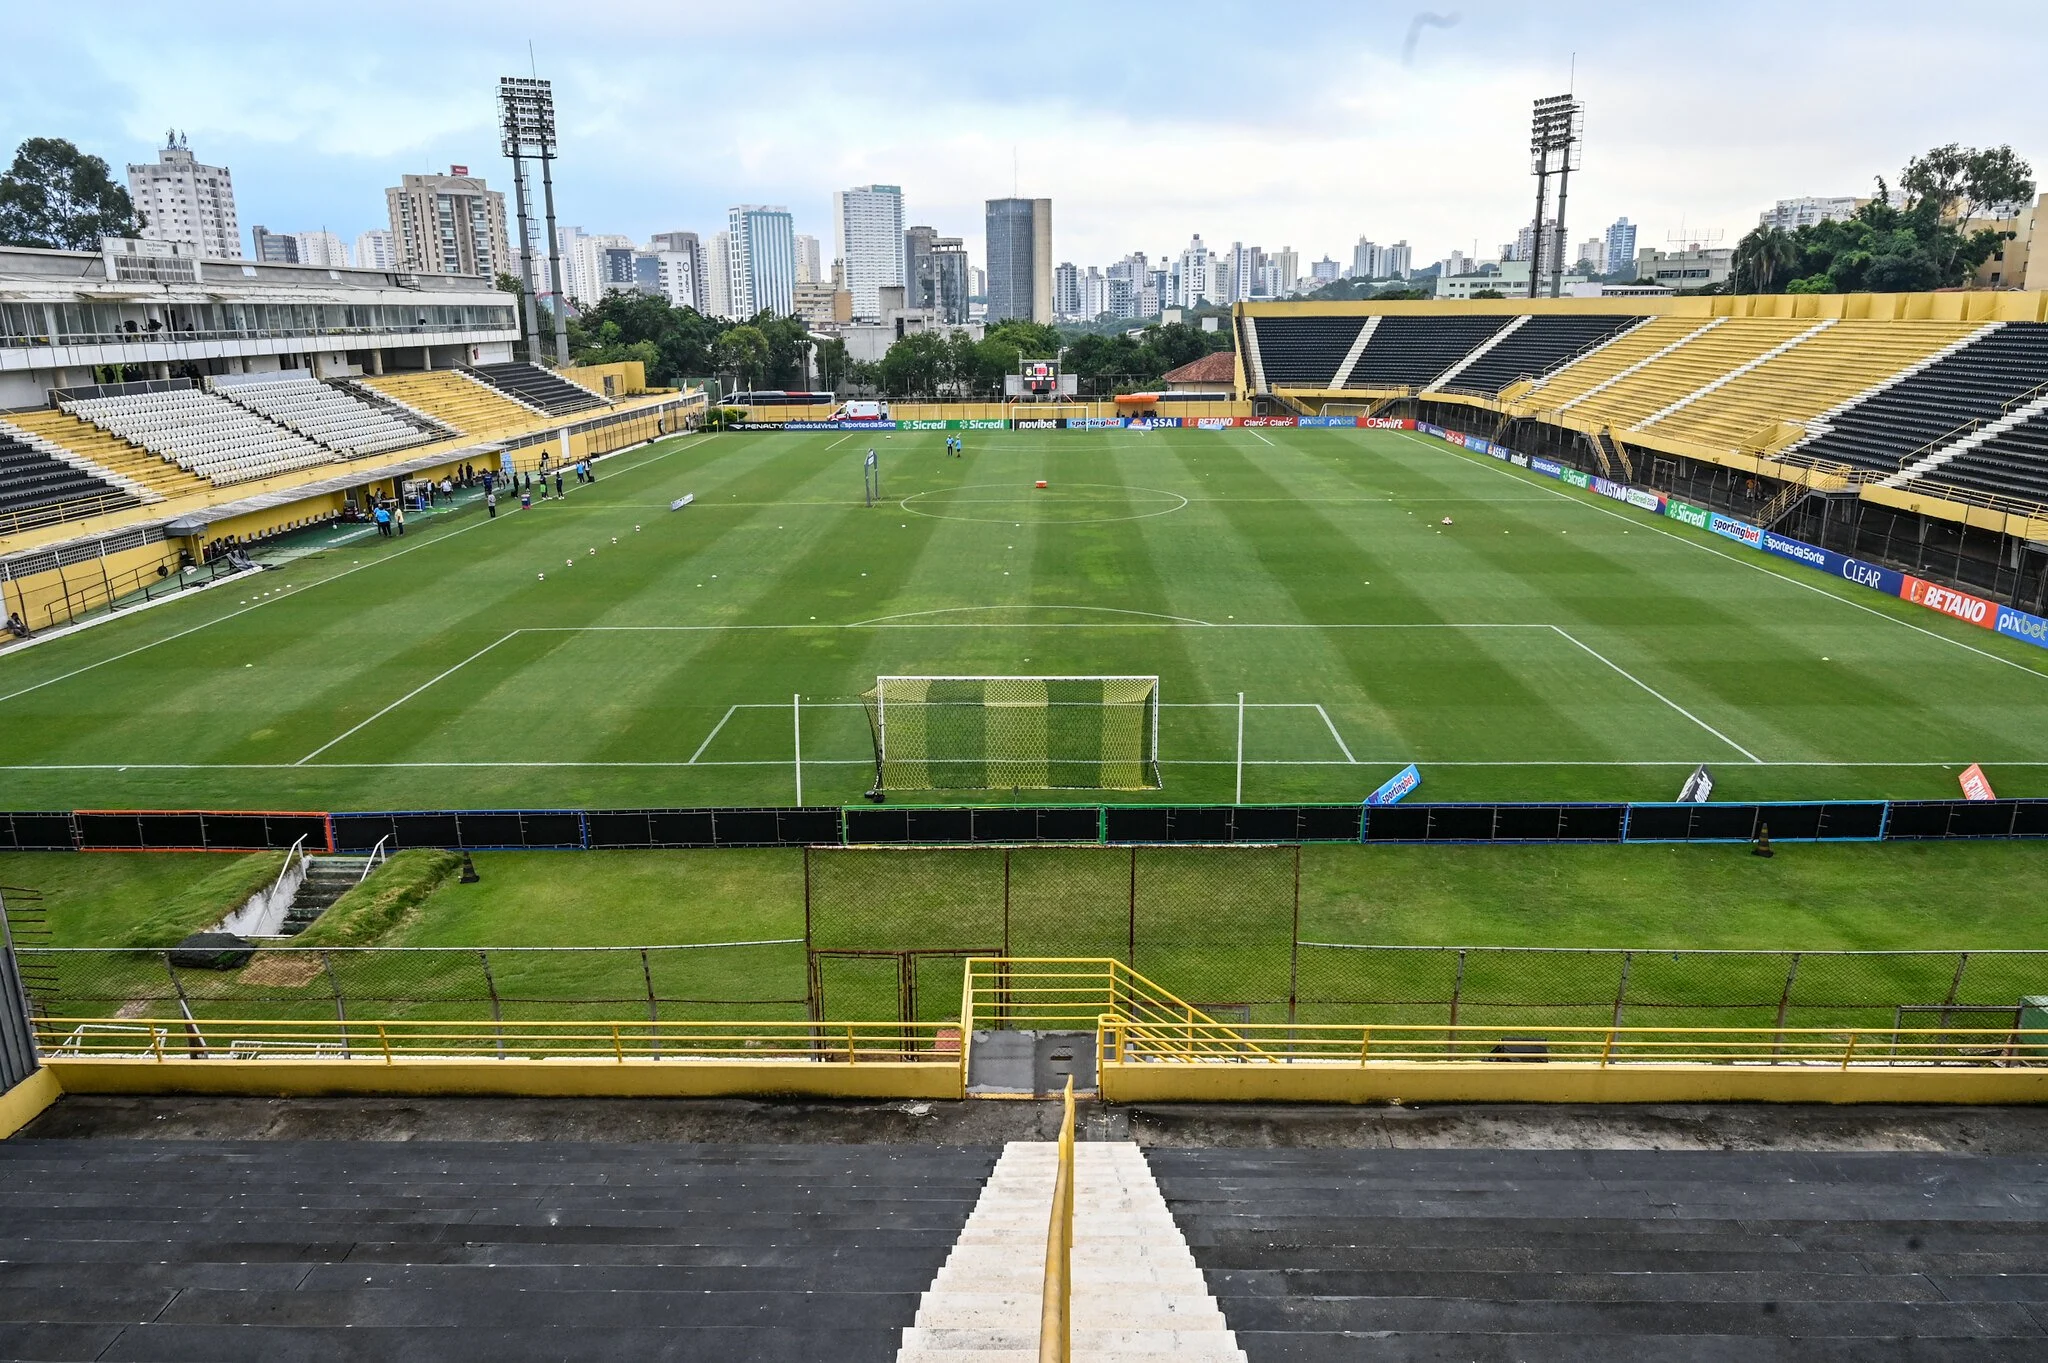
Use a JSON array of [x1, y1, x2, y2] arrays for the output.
[[1527, 94, 1584, 299], [499, 76, 571, 367]]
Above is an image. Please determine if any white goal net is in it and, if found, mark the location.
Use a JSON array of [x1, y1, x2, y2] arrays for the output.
[[862, 676, 1161, 791]]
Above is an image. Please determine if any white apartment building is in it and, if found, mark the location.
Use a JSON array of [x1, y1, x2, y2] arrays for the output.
[[127, 135, 242, 259], [1174, 236, 1214, 309], [795, 233, 822, 286], [1266, 247, 1298, 298], [354, 229, 397, 270], [707, 232, 735, 318], [1081, 267, 1110, 321], [1053, 261, 1082, 320], [832, 185, 905, 320], [291, 231, 350, 268], [1380, 241, 1411, 280], [1225, 243, 1263, 302], [385, 170, 511, 279], [1761, 197, 1860, 232], [569, 232, 635, 303]]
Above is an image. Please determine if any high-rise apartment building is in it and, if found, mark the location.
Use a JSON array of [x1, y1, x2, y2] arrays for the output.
[[1310, 257, 1341, 284], [1174, 236, 1213, 308], [292, 231, 350, 268], [707, 232, 735, 318], [922, 235, 970, 323], [903, 225, 937, 310], [728, 205, 797, 317], [128, 134, 242, 259], [1760, 197, 1859, 232], [1226, 242, 1265, 302], [1080, 266, 1109, 321], [1266, 247, 1298, 298], [1053, 261, 1082, 320], [1576, 237, 1606, 273], [1513, 219, 1567, 272], [1351, 238, 1382, 279], [354, 229, 397, 271], [385, 169, 510, 278], [648, 232, 706, 311], [1603, 218, 1638, 280], [1380, 241, 1412, 279], [984, 198, 1052, 324], [833, 185, 905, 320], [795, 233, 822, 285]]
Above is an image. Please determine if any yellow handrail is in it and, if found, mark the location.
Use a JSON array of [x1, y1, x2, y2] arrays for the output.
[[1039, 1075, 1075, 1363]]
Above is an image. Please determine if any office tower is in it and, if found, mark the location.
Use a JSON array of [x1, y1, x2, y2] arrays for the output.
[[128, 133, 241, 258], [984, 198, 1052, 323], [728, 205, 797, 316], [832, 185, 905, 320]]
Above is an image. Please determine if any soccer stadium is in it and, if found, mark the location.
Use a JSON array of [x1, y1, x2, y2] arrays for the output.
[[6, 67, 2048, 1363]]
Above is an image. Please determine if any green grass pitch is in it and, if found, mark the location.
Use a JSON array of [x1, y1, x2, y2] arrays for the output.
[[4, 423, 2048, 812]]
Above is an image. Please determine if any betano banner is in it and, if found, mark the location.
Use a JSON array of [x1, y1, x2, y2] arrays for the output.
[[1414, 423, 2048, 655]]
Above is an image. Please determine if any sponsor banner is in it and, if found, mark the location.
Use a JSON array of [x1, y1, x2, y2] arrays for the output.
[[1365, 763, 1422, 807], [1243, 416, 1298, 428], [1960, 763, 1997, 801], [732, 421, 786, 431], [1709, 513, 1763, 548], [1443, 430, 1468, 447], [1012, 417, 1066, 430], [1362, 417, 1416, 430], [1760, 530, 1833, 572], [1531, 457, 1566, 479], [1509, 452, 1530, 468], [1144, 417, 1183, 429], [1996, 604, 2048, 650], [1677, 764, 1714, 803], [1418, 422, 1446, 438], [1296, 415, 1358, 428], [1624, 487, 1665, 513], [783, 419, 902, 431], [1067, 417, 1125, 430], [1590, 475, 1632, 503], [1195, 417, 1234, 430], [1902, 575, 1996, 629], [1665, 498, 1711, 529], [898, 419, 950, 430], [1561, 468, 1591, 489], [964, 418, 1007, 430]]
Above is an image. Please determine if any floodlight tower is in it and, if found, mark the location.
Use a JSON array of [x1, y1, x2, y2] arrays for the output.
[[499, 77, 570, 366], [1527, 94, 1584, 299]]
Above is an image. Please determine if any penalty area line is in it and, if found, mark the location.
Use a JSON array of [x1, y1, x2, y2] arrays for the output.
[[1551, 625, 1762, 764], [295, 632, 522, 765]]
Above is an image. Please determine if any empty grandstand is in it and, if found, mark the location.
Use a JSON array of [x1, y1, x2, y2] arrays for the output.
[[359, 370, 555, 441], [62, 386, 334, 486], [470, 361, 609, 415], [0, 423, 140, 532], [212, 372, 435, 457]]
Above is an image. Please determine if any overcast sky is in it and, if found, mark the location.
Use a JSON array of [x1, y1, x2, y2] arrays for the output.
[[8, 0, 2041, 271]]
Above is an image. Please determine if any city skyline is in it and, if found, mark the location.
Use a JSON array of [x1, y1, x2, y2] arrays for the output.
[[5, 0, 2030, 281]]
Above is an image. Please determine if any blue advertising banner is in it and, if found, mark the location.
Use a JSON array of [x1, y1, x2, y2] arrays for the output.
[[1297, 416, 1359, 428], [783, 420, 900, 431], [1531, 457, 1566, 478], [1709, 513, 1763, 548], [1997, 604, 2048, 649], [1366, 764, 1422, 806]]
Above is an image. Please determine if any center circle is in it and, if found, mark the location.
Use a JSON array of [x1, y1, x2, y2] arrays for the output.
[[899, 482, 1189, 524]]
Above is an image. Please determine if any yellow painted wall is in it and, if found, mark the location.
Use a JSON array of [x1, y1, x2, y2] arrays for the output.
[[735, 400, 1254, 423], [3, 538, 184, 632], [560, 361, 647, 398], [0, 1069, 60, 1140]]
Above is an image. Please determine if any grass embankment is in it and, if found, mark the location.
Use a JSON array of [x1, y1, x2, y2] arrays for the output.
[[290, 850, 463, 948], [0, 851, 285, 946]]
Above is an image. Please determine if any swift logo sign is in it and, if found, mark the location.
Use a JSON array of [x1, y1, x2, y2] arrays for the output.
[[1903, 576, 1994, 628], [1362, 417, 1416, 429]]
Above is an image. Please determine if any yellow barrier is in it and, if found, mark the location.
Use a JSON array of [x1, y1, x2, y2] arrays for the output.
[[1040, 1075, 1076, 1363]]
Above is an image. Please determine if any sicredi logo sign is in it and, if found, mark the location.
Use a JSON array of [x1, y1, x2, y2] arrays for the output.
[[1665, 500, 1710, 528]]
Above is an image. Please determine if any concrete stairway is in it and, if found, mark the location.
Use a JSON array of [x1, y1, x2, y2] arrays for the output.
[[279, 855, 373, 933], [899, 1142, 1247, 1362], [0, 1139, 994, 1361], [1148, 1147, 2048, 1361]]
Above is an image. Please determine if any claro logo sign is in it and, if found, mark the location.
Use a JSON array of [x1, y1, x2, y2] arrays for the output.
[[1903, 575, 1994, 628]]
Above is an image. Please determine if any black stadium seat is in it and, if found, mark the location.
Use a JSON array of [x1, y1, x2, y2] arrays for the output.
[[1348, 315, 1513, 388], [1795, 322, 2048, 478], [469, 363, 609, 416], [1445, 314, 1644, 394], [0, 429, 136, 523], [1252, 317, 1368, 387]]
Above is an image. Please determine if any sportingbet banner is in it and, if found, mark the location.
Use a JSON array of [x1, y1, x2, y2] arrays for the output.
[[1067, 417, 1125, 429], [1708, 512, 1763, 548], [1365, 763, 1422, 806]]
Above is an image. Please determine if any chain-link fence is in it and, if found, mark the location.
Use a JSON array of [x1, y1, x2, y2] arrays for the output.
[[22, 941, 809, 1032], [803, 845, 1300, 1022], [1294, 944, 2048, 1042]]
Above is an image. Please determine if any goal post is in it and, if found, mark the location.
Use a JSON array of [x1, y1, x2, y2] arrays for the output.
[[862, 676, 1161, 792]]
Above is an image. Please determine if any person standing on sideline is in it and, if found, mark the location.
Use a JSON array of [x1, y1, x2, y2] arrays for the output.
[[373, 503, 391, 537], [392, 502, 406, 537], [486, 488, 498, 519], [555, 469, 564, 498]]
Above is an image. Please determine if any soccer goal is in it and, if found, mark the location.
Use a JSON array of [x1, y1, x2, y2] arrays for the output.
[[1002, 402, 1095, 426], [1318, 403, 1374, 418], [862, 676, 1161, 792]]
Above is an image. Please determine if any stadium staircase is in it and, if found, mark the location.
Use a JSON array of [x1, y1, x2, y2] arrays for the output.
[[0, 1139, 995, 1362], [467, 362, 609, 416], [361, 371, 551, 442], [1, 408, 210, 501], [277, 854, 374, 935], [1149, 1147, 2048, 1360]]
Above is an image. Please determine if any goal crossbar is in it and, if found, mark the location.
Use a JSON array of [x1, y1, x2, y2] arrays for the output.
[[864, 675, 1160, 792]]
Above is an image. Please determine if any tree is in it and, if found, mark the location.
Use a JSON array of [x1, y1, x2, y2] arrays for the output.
[[1731, 226, 1799, 294], [714, 325, 770, 393], [1469, 289, 1506, 300], [0, 138, 143, 250], [1902, 143, 2035, 224]]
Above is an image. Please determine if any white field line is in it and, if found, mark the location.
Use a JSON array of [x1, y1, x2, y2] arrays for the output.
[[9, 758, 2045, 771], [1389, 427, 2048, 681], [0, 433, 712, 708], [1244, 428, 1277, 446], [295, 631, 521, 765], [1315, 703, 1359, 763], [687, 705, 740, 763], [1550, 626, 1762, 764]]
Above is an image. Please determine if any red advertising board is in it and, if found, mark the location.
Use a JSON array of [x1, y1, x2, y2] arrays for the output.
[[1901, 576, 1996, 629], [1959, 763, 1996, 801]]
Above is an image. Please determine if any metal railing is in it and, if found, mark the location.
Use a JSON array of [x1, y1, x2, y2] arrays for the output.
[[1039, 1074, 1076, 1363], [0, 489, 143, 538], [1097, 1018, 2048, 1070], [35, 1015, 962, 1065]]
